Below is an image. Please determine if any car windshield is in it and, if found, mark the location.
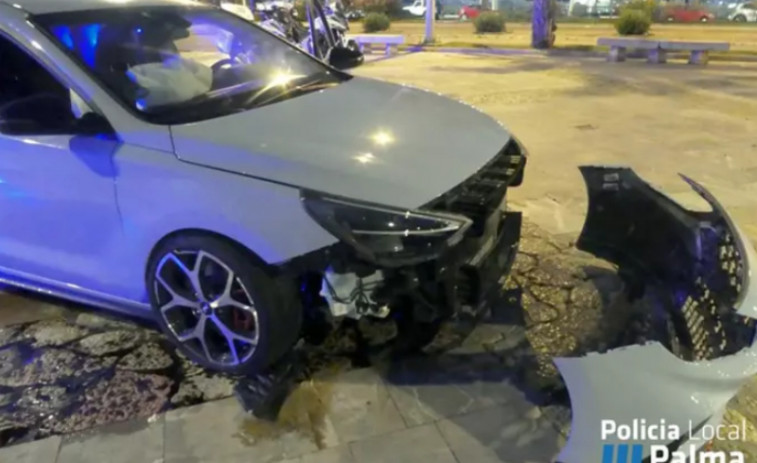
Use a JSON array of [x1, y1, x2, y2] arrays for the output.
[[34, 6, 345, 124]]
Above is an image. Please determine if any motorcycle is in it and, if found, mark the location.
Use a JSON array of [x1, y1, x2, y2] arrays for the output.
[[321, 0, 362, 54], [255, 0, 362, 65]]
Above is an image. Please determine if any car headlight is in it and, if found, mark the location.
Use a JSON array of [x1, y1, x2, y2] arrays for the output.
[[301, 192, 472, 266]]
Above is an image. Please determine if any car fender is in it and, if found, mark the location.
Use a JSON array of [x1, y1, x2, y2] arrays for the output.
[[112, 147, 337, 302]]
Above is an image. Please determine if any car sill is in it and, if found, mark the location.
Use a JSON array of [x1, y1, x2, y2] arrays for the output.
[[0, 264, 152, 319]]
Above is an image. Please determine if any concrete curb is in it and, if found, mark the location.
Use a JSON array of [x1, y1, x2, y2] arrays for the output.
[[390, 44, 757, 63]]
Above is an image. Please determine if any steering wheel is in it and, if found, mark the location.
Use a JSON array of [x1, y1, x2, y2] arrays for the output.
[[211, 58, 237, 73]]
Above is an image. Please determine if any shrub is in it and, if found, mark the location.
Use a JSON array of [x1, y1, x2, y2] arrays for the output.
[[621, 0, 656, 17], [473, 11, 506, 33], [363, 12, 391, 32], [615, 9, 651, 35]]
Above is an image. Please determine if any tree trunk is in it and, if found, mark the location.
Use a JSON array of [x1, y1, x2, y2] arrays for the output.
[[532, 0, 556, 49]]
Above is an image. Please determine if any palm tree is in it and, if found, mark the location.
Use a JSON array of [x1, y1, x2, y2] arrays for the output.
[[532, 0, 557, 49]]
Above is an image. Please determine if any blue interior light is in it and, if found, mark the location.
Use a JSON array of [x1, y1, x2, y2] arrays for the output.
[[81, 24, 101, 67], [51, 23, 102, 68], [51, 25, 75, 50]]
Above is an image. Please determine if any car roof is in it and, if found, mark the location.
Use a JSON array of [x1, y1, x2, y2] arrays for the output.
[[0, 0, 201, 15]]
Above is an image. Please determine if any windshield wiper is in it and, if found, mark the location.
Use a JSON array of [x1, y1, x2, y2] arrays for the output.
[[241, 77, 339, 109], [143, 73, 340, 124]]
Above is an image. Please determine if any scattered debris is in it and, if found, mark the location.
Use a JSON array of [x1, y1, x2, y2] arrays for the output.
[[234, 353, 303, 421]]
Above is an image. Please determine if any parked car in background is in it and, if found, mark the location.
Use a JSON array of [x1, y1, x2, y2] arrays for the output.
[[568, 0, 618, 18], [458, 3, 488, 19], [663, 4, 715, 21], [699, 0, 737, 18], [344, 7, 364, 19], [402, 0, 443, 18], [729, 2, 757, 20]]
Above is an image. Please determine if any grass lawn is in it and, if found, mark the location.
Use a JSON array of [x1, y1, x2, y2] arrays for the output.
[[360, 20, 757, 54]]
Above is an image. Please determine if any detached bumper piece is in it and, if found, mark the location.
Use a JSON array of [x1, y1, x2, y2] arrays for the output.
[[554, 166, 757, 463]]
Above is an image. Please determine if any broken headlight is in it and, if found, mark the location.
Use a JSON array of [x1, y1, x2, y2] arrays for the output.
[[301, 192, 472, 266]]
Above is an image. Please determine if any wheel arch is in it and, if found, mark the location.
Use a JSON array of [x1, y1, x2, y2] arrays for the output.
[[144, 227, 272, 284], [144, 227, 304, 375]]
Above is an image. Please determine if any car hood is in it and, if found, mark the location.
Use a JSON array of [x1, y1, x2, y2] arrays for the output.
[[170, 76, 509, 209]]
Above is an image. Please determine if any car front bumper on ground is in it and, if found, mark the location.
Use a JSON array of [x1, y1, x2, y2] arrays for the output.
[[554, 166, 757, 463]]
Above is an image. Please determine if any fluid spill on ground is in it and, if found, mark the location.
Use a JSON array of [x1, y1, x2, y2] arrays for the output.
[[235, 365, 343, 450]]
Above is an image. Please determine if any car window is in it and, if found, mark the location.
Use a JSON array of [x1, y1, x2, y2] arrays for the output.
[[34, 6, 345, 125], [0, 35, 87, 136]]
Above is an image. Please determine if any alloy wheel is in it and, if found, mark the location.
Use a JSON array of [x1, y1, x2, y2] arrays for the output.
[[153, 249, 260, 368]]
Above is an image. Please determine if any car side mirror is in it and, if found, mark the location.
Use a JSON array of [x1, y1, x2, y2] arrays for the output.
[[327, 45, 364, 70]]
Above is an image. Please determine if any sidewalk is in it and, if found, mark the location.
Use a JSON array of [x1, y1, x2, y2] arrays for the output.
[[0, 365, 563, 463]]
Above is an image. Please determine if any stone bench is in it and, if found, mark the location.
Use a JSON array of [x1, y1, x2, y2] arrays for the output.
[[347, 34, 405, 56], [597, 37, 730, 65]]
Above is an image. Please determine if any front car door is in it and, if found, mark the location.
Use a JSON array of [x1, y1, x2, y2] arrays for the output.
[[0, 32, 126, 293]]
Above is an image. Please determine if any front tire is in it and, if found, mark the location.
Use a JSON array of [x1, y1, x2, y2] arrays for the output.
[[700, 16, 709, 22], [147, 234, 302, 375], [733, 14, 747, 22]]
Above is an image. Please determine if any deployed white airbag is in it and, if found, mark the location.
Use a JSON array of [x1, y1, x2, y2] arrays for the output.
[[127, 57, 213, 109]]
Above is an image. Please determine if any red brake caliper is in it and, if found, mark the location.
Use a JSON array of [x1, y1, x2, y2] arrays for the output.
[[231, 288, 254, 331]]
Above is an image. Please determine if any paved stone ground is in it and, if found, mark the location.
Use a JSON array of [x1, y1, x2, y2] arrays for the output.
[[3, 219, 757, 462], [4, 52, 757, 462], [0, 221, 613, 463]]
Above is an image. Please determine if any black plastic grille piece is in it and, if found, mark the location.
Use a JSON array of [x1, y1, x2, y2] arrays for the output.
[[424, 139, 526, 236], [680, 226, 756, 361]]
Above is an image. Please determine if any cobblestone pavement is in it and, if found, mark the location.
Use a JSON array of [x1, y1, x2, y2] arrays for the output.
[[2, 219, 757, 462]]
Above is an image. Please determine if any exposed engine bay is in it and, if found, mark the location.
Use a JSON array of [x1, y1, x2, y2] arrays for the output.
[[287, 138, 527, 345], [319, 267, 388, 319]]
